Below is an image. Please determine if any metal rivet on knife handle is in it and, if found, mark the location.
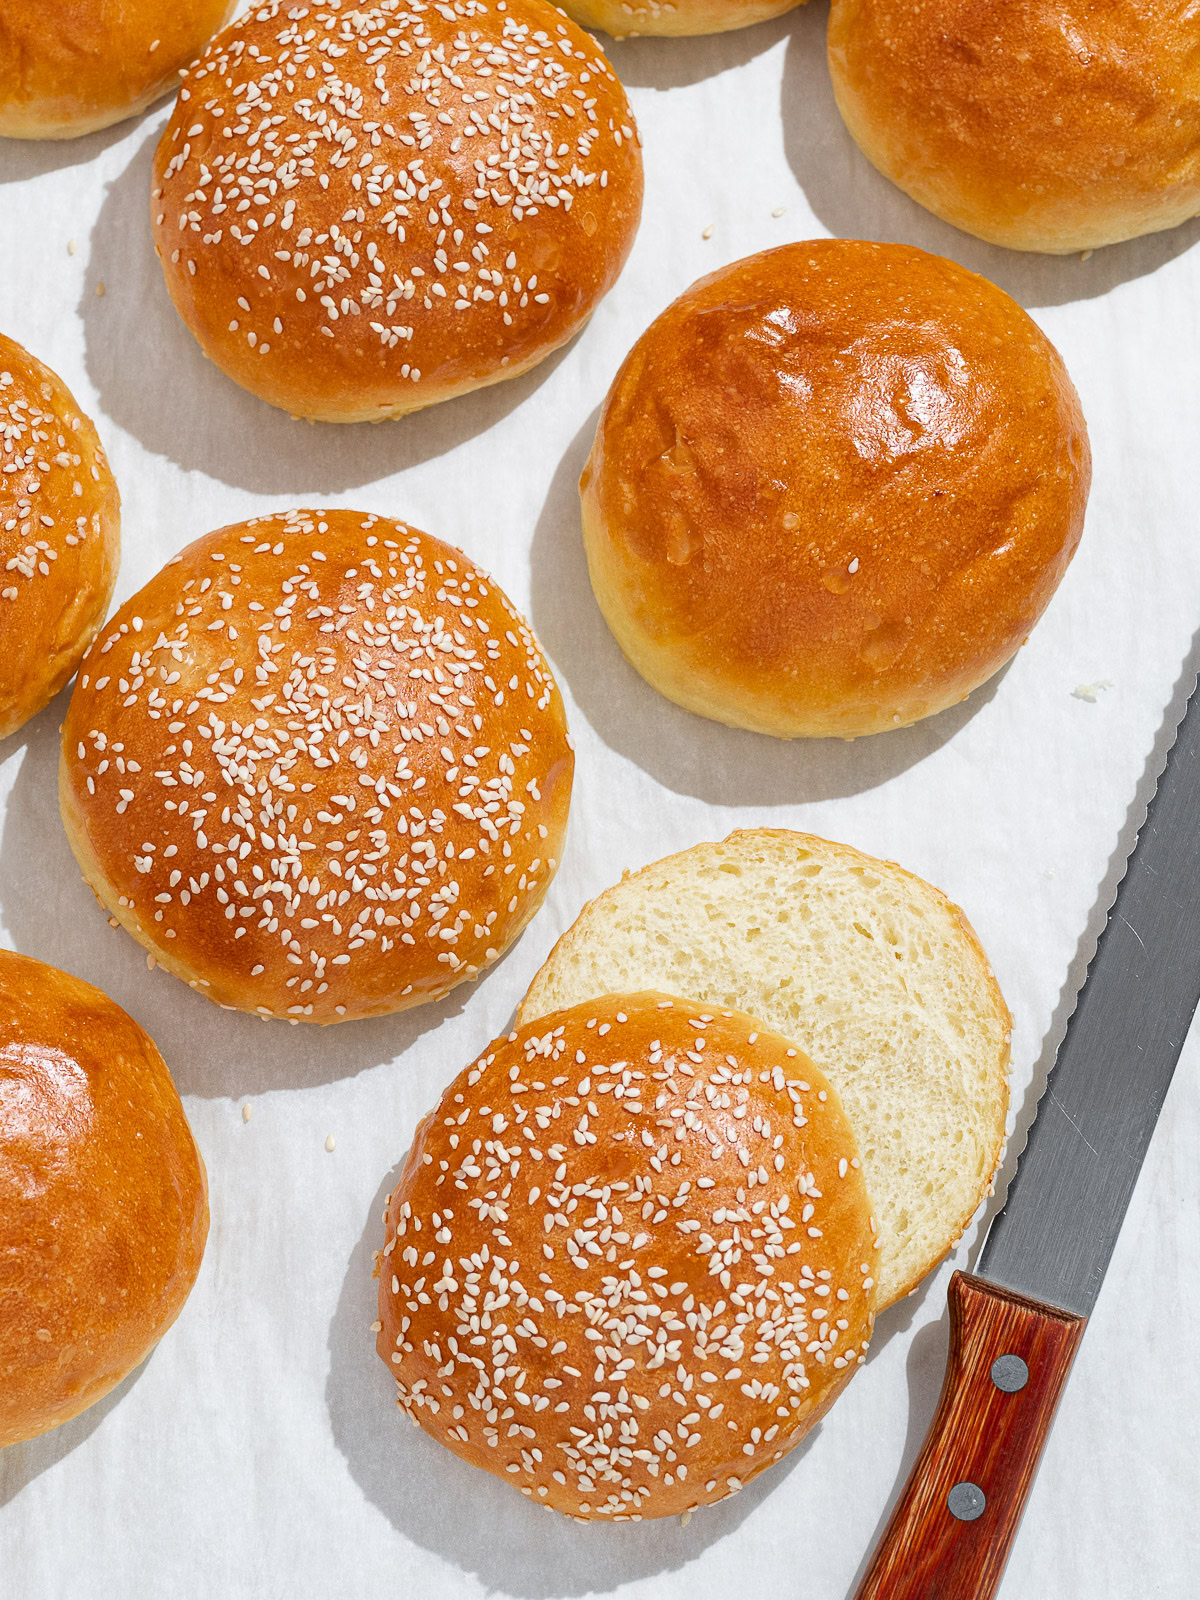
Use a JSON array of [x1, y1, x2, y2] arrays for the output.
[[947, 1482, 987, 1522], [990, 1354, 1029, 1393]]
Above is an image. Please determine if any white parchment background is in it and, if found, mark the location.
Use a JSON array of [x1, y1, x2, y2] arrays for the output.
[[2, 7, 1199, 1596]]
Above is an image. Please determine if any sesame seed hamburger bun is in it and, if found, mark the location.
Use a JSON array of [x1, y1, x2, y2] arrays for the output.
[[0, 332, 120, 742], [377, 993, 876, 1520], [151, 0, 644, 423], [580, 239, 1090, 740], [828, 0, 1200, 254], [0, 948, 208, 1448], [0, 0, 235, 140], [559, 0, 803, 39], [58, 509, 573, 1024], [518, 830, 1012, 1310]]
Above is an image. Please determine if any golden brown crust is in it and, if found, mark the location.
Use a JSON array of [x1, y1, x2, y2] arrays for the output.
[[827, 0, 1200, 253], [377, 993, 876, 1520], [0, 333, 120, 741], [59, 509, 573, 1024], [0, 949, 208, 1448], [581, 239, 1090, 740], [560, 0, 803, 39], [517, 828, 1012, 1308], [0, 0, 235, 139], [151, 0, 644, 422]]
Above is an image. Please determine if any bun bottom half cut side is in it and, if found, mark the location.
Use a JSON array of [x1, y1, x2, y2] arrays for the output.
[[377, 994, 877, 1520], [519, 831, 1011, 1310]]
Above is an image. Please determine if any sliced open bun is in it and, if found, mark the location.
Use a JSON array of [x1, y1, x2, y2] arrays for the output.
[[519, 830, 1011, 1308]]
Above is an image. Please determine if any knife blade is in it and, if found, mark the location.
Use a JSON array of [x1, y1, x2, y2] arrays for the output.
[[854, 663, 1200, 1600]]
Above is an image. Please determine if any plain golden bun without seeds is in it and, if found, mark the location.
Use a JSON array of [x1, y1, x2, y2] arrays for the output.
[[59, 509, 573, 1024], [1, 949, 208, 1448], [377, 994, 876, 1520], [151, 0, 644, 422], [520, 831, 1012, 1310], [0, 0, 235, 140], [581, 239, 1090, 740], [0, 332, 120, 741], [560, 0, 803, 40], [827, 0, 1200, 254]]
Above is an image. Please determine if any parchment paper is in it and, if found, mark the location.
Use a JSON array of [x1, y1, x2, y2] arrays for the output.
[[2, 8, 1199, 1597]]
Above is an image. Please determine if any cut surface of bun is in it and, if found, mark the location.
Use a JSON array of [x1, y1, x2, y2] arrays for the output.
[[59, 509, 573, 1024], [378, 993, 876, 1519], [0, 0, 235, 140], [0, 948, 208, 1448], [519, 831, 1011, 1308], [0, 332, 120, 741], [152, 0, 643, 421], [828, 0, 1200, 253], [581, 239, 1090, 740]]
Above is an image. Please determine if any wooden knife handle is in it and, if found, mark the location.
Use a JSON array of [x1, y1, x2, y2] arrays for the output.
[[854, 1271, 1087, 1600]]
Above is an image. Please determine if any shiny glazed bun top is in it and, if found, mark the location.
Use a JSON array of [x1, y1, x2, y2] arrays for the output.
[[1, 948, 208, 1449], [0, 0, 236, 140], [59, 510, 573, 1024], [0, 332, 120, 741], [828, 0, 1200, 253], [378, 994, 876, 1521], [152, 0, 643, 421], [581, 240, 1090, 739]]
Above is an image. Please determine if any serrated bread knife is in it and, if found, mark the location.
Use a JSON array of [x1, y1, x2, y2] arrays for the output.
[[854, 671, 1200, 1599]]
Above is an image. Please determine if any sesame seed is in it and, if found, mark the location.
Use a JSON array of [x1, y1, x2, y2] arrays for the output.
[[377, 1001, 875, 1520], [153, 0, 642, 415], [62, 510, 571, 1024]]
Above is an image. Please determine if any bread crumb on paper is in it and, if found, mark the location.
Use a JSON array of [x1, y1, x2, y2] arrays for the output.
[[325, 1133, 336, 1152], [1072, 680, 1113, 702], [242, 1102, 252, 1124]]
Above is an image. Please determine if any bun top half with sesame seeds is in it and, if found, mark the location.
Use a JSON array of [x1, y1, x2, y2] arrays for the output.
[[0, 331, 120, 742], [377, 993, 876, 1521], [58, 508, 574, 1024], [0, 0, 236, 140], [151, 0, 644, 422]]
